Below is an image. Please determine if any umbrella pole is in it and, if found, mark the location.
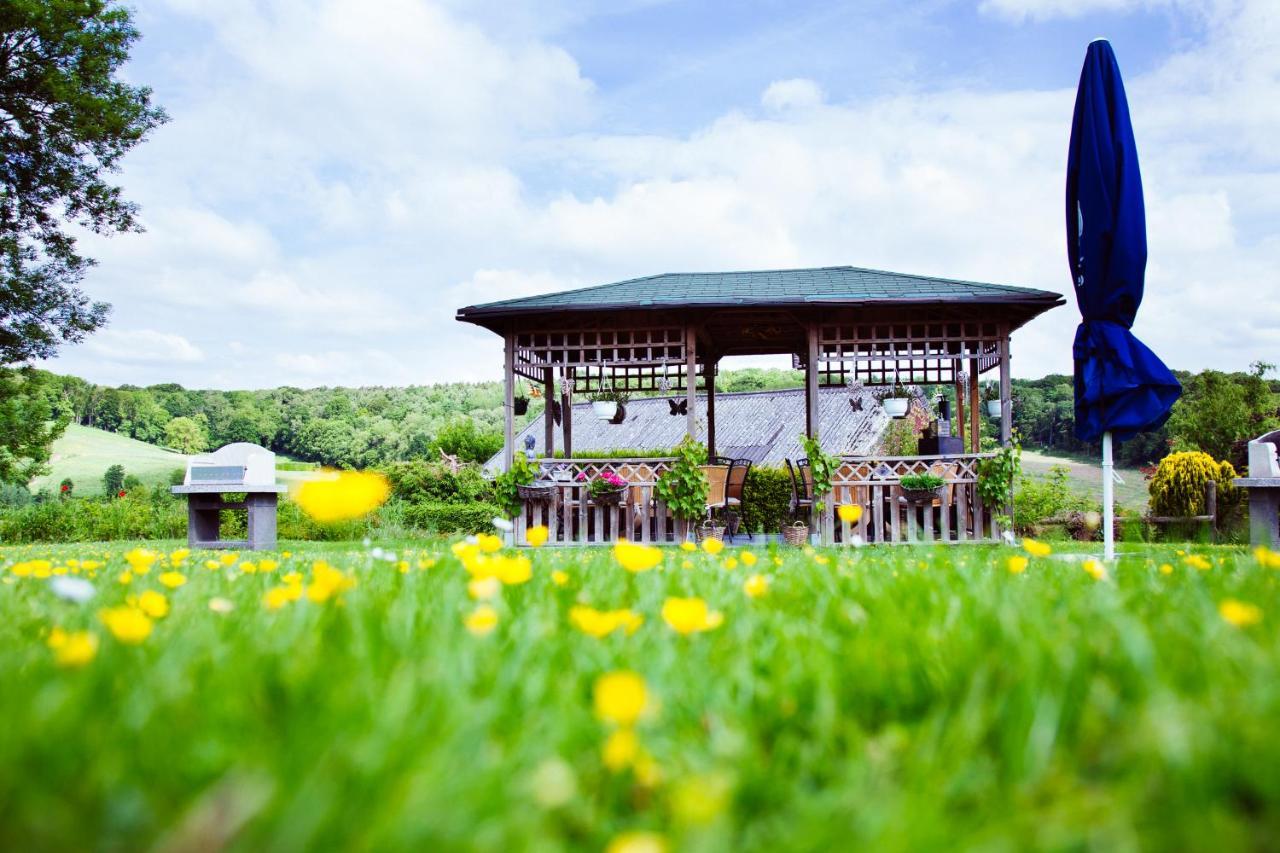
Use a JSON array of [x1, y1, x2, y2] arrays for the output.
[[1102, 431, 1115, 560]]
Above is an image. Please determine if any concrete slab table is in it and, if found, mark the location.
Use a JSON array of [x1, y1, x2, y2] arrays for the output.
[[171, 484, 287, 551], [1233, 478, 1280, 549]]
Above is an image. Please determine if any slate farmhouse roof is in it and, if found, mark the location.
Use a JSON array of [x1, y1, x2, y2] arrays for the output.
[[484, 386, 922, 474]]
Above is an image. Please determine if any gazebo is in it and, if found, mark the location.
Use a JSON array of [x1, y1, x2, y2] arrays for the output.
[[457, 265, 1063, 546]]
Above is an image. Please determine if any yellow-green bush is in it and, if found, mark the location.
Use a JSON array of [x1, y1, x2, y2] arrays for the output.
[[1148, 451, 1237, 520]]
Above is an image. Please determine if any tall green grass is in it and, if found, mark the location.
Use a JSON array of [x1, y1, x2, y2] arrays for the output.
[[1, 540, 1277, 849]]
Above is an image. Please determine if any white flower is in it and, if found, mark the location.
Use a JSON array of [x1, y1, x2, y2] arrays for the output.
[[50, 576, 95, 603], [1002, 529, 1017, 545], [492, 517, 514, 532], [371, 547, 385, 560], [850, 534, 865, 548]]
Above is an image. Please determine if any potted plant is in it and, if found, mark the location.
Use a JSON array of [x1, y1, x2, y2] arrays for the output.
[[580, 469, 628, 505], [654, 436, 710, 540], [899, 472, 945, 505], [873, 379, 913, 418], [492, 453, 538, 517], [800, 433, 841, 545], [590, 387, 630, 422], [982, 383, 1002, 419], [977, 432, 1022, 532], [513, 390, 529, 416]]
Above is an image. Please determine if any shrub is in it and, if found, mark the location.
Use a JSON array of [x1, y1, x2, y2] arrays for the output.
[[102, 464, 125, 497], [403, 501, 504, 534], [1, 483, 33, 507], [741, 467, 792, 534], [1013, 465, 1094, 533], [383, 460, 490, 504], [653, 437, 709, 523], [1148, 451, 1238, 523]]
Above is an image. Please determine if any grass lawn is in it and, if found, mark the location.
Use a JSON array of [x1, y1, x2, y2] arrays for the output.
[[3, 538, 1278, 850], [29, 425, 189, 496], [1021, 448, 1150, 512]]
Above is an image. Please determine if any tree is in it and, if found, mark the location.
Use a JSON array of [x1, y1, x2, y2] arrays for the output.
[[0, 1, 167, 364], [0, 366, 68, 483], [163, 416, 207, 454], [433, 418, 503, 465], [102, 462, 124, 496], [1167, 362, 1278, 461]]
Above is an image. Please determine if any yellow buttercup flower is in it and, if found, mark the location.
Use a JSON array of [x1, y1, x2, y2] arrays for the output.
[[602, 727, 640, 771], [743, 573, 769, 598], [465, 604, 499, 636], [48, 629, 98, 668], [219, 552, 238, 566], [551, 569, 569, 587], [570, 606, 643, 638], [158, 571, 186, 589], [168, 548, 190, 565], [1159, 563, 1174, 575], [526, 525, 549, 547], [1183, 554, 1212, 571], [494, 554, 532, 585], [837, 504, 862, 524], [239, 561, 258, 574], [1007, 555, 1028, 574], [124, 548, 157, 574], [307, 561, 355, 603], [594, 670, 648, 726], [702, 537, 724, 555], [203, 560, 220, 571], [614, 540, 662, 573], [1254, 546, 1280, 570], [476, 532, 504, 553], [293, 470, 390, 522], [680, 541, 697, 552], [661, 597, 724, 635], [1083, 559, 1106, 581], [258, 559, 278, 572], [722, 557, 738, 570], [605, 831, 668, 853], [1220, 599, 1262, 628], [1021, 538, 1051, 557], [117, 571, 132, 585], [100, 607, 153, 644], [740, 551, 758, 567], [137, 590, 169, 619]]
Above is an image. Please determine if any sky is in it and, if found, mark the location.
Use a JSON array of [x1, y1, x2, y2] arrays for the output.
[[47, 0, 1280, 389]]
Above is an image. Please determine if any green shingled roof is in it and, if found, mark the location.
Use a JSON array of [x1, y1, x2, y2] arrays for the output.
[[456, 265, 1062, 319]]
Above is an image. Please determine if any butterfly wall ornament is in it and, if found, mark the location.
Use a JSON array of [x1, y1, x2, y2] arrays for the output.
[[549, 399, 562, 426], [669, 398, 688, 416]]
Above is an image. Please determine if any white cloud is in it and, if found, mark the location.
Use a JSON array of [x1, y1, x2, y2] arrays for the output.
[[761, 78, 825, 112], [83, 329, 205, 365], [47, 0, 1280, 389]]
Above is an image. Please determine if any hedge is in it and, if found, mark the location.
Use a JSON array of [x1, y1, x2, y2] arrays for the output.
[[741, 467, 795, 535], [402, 501, 505, 534]]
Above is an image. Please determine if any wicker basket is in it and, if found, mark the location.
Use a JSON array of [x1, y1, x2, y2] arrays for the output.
[[900, 486, 943, 505], [590, 487, 625, 506], [696, 521, 726, 542], [517, 483, 556, 502], [782, 522, 809, 546]]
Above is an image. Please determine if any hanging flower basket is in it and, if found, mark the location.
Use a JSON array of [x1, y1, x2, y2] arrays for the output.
[[513, 397, 529, 416], [782, 521, 809, 546], [986, 400, 1002, 418], [881, 398, 910, 418], [517, 483, 556, 503], [591, 486, 625, 506], [592, 400, 618, 420], [900, 486, 944, 505]]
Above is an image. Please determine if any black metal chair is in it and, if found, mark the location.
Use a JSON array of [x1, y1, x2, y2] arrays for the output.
[[785, 458, 814, 522]]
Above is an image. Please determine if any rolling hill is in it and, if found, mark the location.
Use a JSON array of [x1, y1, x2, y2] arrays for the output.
[[30, 424, 189, 496]]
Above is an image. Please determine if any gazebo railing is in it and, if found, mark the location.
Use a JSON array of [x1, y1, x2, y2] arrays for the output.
[[511, 453, 1004, 547], [816, 453, 1003, 545], [514, 458, 679, 547]]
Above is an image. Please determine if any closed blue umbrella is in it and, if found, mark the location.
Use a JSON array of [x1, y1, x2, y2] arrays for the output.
[[1066, 39, 1180, 559]]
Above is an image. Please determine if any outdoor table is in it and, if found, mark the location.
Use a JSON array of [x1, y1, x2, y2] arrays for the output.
[[1233, 477, 1280, 549]]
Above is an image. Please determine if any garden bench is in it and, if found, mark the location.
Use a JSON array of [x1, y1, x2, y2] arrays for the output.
[[1233, 429, 1280, 549]]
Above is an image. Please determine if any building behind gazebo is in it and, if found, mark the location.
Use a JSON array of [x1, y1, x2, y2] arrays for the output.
[[457, 265, 1062, 545]]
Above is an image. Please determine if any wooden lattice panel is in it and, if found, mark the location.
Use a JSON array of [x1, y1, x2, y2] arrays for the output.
[[806, 320, 1005, 385], [515, 326, 687, 370]]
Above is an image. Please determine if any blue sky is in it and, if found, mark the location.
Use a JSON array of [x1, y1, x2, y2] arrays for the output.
[[50, 0, 1279, 388]]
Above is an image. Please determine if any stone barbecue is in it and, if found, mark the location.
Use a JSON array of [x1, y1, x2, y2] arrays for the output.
[[171, 443, 286, 551]]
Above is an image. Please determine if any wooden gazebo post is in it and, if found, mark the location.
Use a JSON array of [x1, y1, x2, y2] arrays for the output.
[[543, 367, 554, 456], [804, 323, 819, 440], [685, 326, 698, 440], [561, 367, 573, 459], [706, 356, 718, 458], [998, 332, 1013, 446], [503, 332, 515, 471]]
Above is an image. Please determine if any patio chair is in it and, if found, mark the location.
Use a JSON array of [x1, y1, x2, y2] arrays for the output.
[[710, 456, 753, 541], [786, 458, 814, 521], [700, 464, 730, 519]]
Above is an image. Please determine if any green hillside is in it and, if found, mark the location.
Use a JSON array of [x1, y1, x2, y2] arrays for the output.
[[30, 425, 188, 496]]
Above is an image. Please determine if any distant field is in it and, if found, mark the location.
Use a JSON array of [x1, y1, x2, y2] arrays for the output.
[[30, 425, 188, 496], [1021, 448, 1149, 511]]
